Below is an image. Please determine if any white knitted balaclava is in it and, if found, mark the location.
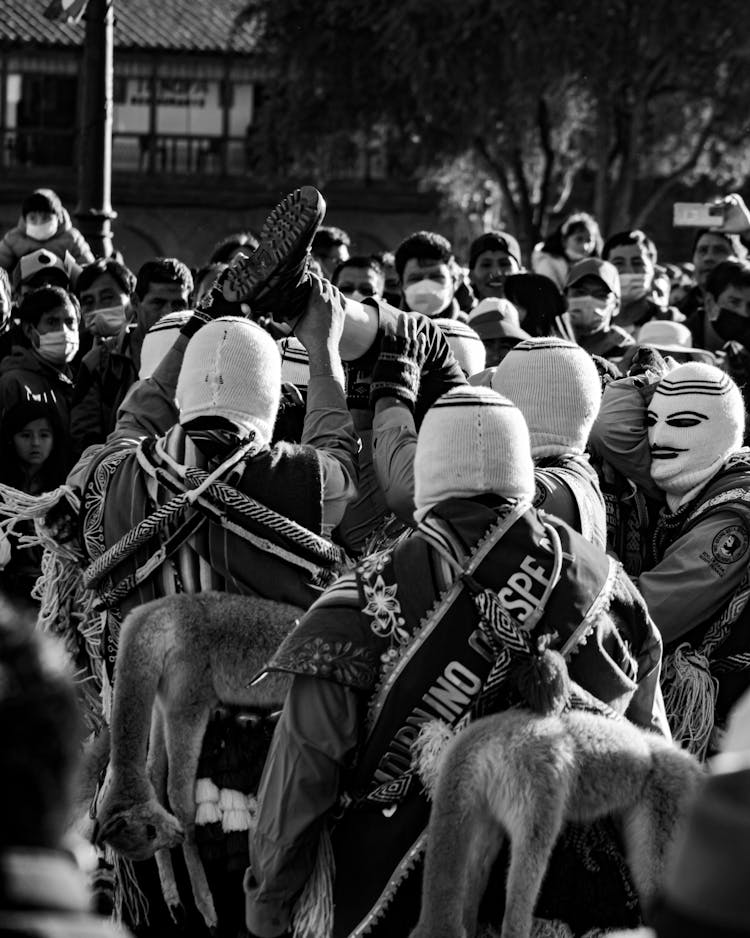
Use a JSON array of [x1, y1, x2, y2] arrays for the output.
[[176, 317, 281, 444], [492, 337, 602, 457], [648, 362, 745, 510], [433, 318, 486, 377], [139, 310, 192, 379], [413, 386, 535, 523]]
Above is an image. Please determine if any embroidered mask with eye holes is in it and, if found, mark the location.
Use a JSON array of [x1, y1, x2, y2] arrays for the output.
[[647, 362, 744, 500]]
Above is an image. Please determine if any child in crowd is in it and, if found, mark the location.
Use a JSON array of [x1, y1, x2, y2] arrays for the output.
[[0, 402, 66, 602], [532, 211, 602, 290], [0, 188, 94, 272]]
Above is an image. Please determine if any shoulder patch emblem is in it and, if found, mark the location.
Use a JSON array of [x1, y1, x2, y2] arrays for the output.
[[711, 525, 750, 565], [533, 479, 547, 508]]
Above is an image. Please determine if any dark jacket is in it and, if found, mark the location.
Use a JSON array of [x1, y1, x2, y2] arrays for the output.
[[70, 327, 139, 459], [0, 346, 75, 434], [0, 209, 94, 271]]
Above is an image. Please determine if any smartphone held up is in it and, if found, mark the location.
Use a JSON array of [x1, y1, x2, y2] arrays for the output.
[[673, 202, 727, 228]]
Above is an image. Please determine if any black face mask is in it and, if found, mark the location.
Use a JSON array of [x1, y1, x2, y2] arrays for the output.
[[713, 307, 750, 343]]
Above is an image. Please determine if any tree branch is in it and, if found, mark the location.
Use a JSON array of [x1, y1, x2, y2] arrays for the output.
[[534, 95, 555, 234], [633, 109, 716, 228], [473, 136, 520, 229]]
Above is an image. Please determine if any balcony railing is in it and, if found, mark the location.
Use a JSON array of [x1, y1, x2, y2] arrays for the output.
[[0, 127, 390, 181], [0, 127, 251, 176]]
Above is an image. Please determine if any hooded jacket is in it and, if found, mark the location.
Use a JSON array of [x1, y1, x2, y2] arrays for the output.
[[0, 345, 75, 433], [0, 191, 94, 271]]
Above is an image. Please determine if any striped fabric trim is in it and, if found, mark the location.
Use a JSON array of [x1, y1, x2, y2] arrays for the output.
[[429, 390, 515, 409], [433, 320, 482, 340], [514, 338, 578, 351], [148, 310, 192, 333], [654, 377, 733, 396]]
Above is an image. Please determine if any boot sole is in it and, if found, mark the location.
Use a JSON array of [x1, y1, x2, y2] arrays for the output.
[[220, 186, 326, 304]]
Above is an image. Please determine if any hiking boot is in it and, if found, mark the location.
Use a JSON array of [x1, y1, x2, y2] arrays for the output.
[[216, 185, 326, 322]]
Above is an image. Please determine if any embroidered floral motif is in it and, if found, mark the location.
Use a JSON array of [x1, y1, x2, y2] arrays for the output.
[[359, 549, 412, 682], [82, 447, 130, 562], [357, 547, 393, 581], [363, 576, 406, 638], [271, 635, 378, 688]]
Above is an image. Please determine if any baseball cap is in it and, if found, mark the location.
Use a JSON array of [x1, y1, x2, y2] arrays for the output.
[[13, 249, 80, 292], [468, 297, 530, 342], [469, 231, 522, 270], [565, 258, 620, 298]]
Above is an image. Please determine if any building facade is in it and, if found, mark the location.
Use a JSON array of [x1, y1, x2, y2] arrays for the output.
[[0, 0, 439, 268]]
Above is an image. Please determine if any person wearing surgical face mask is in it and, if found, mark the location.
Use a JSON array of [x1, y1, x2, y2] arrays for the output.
[[603, 229, 686, 335], [700, 260, 750, 416], [564, 257, 634, 362], [0, 286, 81, 454], [332, 255, 385, 304], [395, 230, 461, 320], [78, 261, 135, 340], [703, 260, 750, 346], [0, 188, 94, 273], [69, 257, 148, 460]]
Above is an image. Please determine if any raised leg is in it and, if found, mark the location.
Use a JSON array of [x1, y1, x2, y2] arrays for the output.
[[154, 847, 182, 920], [163, 704, 217, 932], [147, 707, 183, 919]]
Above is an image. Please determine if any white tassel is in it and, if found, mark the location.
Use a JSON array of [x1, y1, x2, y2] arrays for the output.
[[218, 788, 245, 811], [412, 720, 456, 800], [195, 777, 220, 804], [292, 827, 335, 938], [222, 809, 250, 832], [662, 644, 718, 760], [219, 788, 250, 832], [196, 802, 222, 825]]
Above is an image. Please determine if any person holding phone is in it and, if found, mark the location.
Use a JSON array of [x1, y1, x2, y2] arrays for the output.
[[676, 194, 750, 333]]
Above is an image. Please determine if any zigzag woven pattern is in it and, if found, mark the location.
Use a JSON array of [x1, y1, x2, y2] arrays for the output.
[[84, 444, 344, 592], [473, 588, 532, 716], [712, 652, 750, 674]]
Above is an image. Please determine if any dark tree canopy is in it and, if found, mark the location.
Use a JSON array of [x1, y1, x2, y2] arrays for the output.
[[241, 0, 750, 252]]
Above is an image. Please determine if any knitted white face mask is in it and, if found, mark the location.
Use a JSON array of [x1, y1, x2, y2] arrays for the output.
[[647, 364, 744, 508]]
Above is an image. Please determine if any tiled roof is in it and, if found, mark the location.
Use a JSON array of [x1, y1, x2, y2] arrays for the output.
[[0, 0, 260, 54]]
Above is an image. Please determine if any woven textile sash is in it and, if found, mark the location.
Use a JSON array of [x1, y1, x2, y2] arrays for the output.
[[82, 436, 344, 608]]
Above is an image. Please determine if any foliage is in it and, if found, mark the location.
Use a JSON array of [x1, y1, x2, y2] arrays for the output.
[[240, 0, 750, 250]]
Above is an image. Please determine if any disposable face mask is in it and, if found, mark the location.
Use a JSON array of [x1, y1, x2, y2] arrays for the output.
[[26, 219, 59, 241], [87, 305, 128, 337], [713, 307, 750, 343], [36, 327, 79, 365], [566, 296, 611, 334], [404, 279, 453, 317], [619, 272, 649, 303]]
